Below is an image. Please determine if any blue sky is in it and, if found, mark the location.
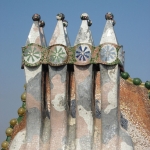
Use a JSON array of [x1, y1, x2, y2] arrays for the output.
[[0, 1, 150, 144]]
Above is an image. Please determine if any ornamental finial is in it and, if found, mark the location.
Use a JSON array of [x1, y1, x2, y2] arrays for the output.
[[32, 13, 41, 21], [63, 20, 68, 27], [80, 13, 89, 20], [112, 19, 116, 26], [56, 13, 65, 20], [105, 12, 114, 20], [39, 20, 45, 27], [87, 19, 92, 26]]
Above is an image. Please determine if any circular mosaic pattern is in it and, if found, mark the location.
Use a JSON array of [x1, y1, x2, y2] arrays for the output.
[[24, 45, 41, 64], [75, 45, 91, 62], [49, 45, 67, 65], [118, 47, 125, 65], [100, 44, 117, 63]]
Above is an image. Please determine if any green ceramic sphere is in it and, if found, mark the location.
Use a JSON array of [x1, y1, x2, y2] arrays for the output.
[[1, 141, 9, 149], [5, 128, 13, 136], [133, 78, 142, 85], [10, 119, 17, 127], [145, 81, 150, 90], [18, 107, 25, 116], [21, 92, 26, 102], [121, 72, 129, 79]]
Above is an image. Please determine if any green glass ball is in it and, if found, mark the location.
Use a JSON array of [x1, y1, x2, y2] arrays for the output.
[[10, 119, 17, 127], [21, 92, 26, 102], [121, 72, 129, 79], [18, 107, 25, 116], [145, 81, 150, 90], [133, 78, 142, 85], [1, 141, 9, 149], [5, 128, 13, 136]]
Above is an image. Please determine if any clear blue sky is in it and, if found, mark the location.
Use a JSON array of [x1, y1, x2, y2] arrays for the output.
[[0, 1, 150, 144]]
